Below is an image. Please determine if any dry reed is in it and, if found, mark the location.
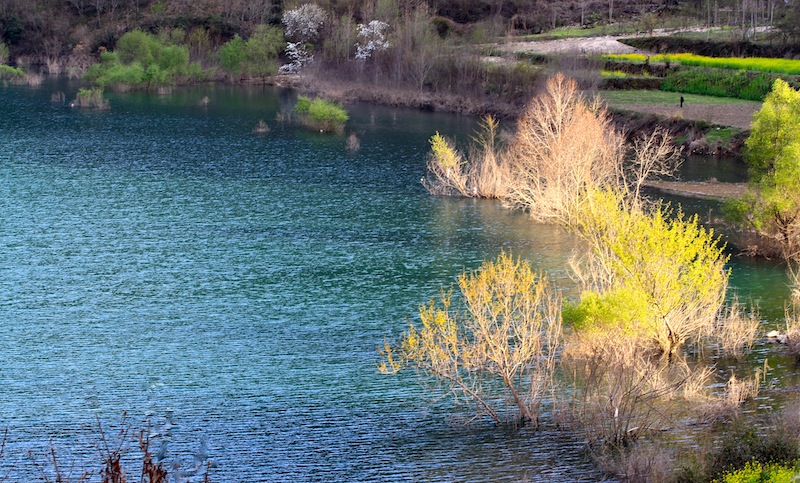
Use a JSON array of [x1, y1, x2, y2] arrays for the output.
[[712, 301, 760, 358]]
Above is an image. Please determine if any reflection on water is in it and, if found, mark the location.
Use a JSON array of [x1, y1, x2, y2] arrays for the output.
[[678, 154, 749, 183]]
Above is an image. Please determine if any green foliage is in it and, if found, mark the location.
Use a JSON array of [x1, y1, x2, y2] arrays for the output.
[[219, 35, 246, 77], [726, 80, 800, 257], [0, 42, 8, 65], [243, 24, 284, 76], [572, 189, 728, 354], [715, 462, 798, 483], [294, 95, 312, 114], [706, 127, 741, 145], [73, 87, 109, 109], [723, 193, 761, 228], [563, 286, 656, 336], [605, 53, 800, 75], [84, 30, 200, 90], [218, 25, 284, 79], [660, 67, 778, 101], [708, 423, 800, 481], [295, 96, 349, 133], [84, 51, 144, 88], [0, 64, 24, 79], [429, 132, 461, 171], [745, 79, 800, 180]]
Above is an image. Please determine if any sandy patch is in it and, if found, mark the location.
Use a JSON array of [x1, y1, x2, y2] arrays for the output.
[[496, 36, 639, 55], [616, 103, 760, 129]]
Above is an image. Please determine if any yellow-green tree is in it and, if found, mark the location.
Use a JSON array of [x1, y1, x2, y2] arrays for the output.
[[567, 190, 729, 356], [380, 252, 562, 426], [728, 79, 800, 258], [745, 79, 800, 181]]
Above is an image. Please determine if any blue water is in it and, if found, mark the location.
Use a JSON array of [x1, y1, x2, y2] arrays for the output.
[[1, 81, 794, 482], [0, 82, 604, 482]]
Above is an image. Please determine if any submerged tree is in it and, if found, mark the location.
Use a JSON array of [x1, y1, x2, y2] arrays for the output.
[[567, 189, 729, 357], [380, 252, 562, 426], [423, 73, 680, 225]]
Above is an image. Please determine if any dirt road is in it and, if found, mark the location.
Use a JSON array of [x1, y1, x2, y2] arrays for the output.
[[617, 103, 760, 129], [496, 35, 639, 55]]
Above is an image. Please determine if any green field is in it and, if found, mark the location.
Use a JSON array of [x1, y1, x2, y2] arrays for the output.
[[605, 52, 800, 75], [599, 90, 760, 105]]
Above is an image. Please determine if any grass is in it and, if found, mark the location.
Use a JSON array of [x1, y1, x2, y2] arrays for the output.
[[599, 90, 759, 105], [660, 68, 779, 101], [517, 22, 642, 40], [515, 18, 705, 41], [705, 126, 742, 144], [605, 52, 800, 75], [600, 69, 629, 78], [669, 25, 748, 42]]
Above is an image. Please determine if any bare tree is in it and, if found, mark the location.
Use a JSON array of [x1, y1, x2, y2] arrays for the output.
[[506, 73, 624, 225]]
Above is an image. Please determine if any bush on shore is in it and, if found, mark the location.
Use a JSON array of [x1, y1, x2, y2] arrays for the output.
[[724, 79, 800, 259], [84, 30, 204, 90]]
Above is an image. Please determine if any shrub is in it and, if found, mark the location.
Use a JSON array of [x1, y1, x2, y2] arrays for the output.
[[422, 74, 679, 221], [505, 73, 625, 225], [219, 34, 246, 78], [712, 302, 760, 358], [380, 252, 563, 426], [0, 64, 24, 80], [423, 116, 509, 199], [715, 462, 798, 483], [0, 42, 8, 65], [84, 30, 201, 90], [294, 95, 349, 133], [243, 24, 284, 77], [709, 424, 800, 480], [72, 87, 109, 110], [294, 95, 312, 114], [566, 334, 708, 447]]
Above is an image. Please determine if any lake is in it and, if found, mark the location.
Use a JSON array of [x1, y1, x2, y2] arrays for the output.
[[0, 80, 792, 482]]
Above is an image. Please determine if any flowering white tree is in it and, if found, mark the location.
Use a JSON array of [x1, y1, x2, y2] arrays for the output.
[[278, 42, 314, 74], [280, 3, 326, 74], [282, 3, 327, 43], [355, 20, 390, 61]]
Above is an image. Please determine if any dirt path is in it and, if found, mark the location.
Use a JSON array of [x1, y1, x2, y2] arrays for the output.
[[615, 103, 760, 129]]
